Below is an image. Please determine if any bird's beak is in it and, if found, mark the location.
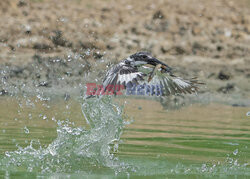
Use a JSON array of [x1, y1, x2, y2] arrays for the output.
[[148, 58, 172, 72]]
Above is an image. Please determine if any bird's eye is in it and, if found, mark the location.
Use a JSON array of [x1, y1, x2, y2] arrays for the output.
[[142, 55, 147, 58]]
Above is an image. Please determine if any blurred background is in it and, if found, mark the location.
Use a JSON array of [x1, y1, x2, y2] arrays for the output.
[[0, 0, 249, 99], [0, 0, 250, 178]]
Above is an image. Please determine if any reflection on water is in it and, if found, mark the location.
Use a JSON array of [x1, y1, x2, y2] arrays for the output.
[[0, 95, 250, 177]]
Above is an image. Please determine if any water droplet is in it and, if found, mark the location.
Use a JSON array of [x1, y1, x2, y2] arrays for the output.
[[52, 116, 56, 122], [49, 147, 56, 156], [5, 151, 11, 157], [85, 49, 91, 56], [233, 149, 238, 155], [24, 126, 30, 134], [64, 93, 70, 101], [246, 111, 250, 117]]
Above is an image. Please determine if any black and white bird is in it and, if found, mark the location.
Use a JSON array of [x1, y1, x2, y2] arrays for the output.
[[102, 51, 203, 96]]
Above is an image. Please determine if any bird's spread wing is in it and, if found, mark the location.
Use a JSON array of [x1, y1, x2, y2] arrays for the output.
[[158, 75, 202, 95], [102, 62, 145, 93], [101, 63, 203, 96], [145, 67, 203, 96]]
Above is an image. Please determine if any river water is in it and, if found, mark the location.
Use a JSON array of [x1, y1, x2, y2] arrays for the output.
[[0, 93, 250, 178]]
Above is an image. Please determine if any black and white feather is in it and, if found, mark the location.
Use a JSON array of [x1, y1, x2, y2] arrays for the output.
[[145, 67, 202, 96], [102, 60, 146, 93], [102, 52, 203, 96]]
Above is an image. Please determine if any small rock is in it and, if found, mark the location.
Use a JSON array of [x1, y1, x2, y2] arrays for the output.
[[173, 46, 185, 55], [93, 51, 103, 59], [33, 54, 43, 64], [207, 72, 215, 79], [79, 41, 96, 49], [192, 42, 207, 53], [192, 27, 201, 35], [33, 43, 52, 51], [131, 27, 139, 35], [22, 11, 28, 16], [217, 83, 235, 93], [101, 7, 110, 12], [51, 30, 70, 47], [17, 0, 27, 7], [24, 25, 32, 34], [10, 67, 24, 78], [106, 43, 115, 50], [217, 45, 223, 51], [161, 46, 169, 54], [153, 10, 165, 19], [0, 89, 8, 96], [218, 70, 231, 80], [38, 81, 51, 87], [232, 104, 246, 107], [144, 20, 168, 32]]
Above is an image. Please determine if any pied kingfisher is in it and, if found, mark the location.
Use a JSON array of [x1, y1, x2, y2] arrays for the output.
[[102, 51, 203, 96]]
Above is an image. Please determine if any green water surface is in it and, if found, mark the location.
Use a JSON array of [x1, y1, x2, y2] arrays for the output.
[[0, 96, 250, 178]]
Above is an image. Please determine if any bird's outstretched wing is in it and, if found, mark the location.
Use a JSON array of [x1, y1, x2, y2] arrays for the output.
[[158, 75, 202, 95], [102, 62, 145, 93], [146, 67, 204, 96]]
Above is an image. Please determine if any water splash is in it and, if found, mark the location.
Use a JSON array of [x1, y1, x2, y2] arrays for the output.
[[0, 96, 131, 174]]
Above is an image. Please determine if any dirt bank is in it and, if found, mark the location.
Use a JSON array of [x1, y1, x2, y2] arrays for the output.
[[0, 0, 250, 100]]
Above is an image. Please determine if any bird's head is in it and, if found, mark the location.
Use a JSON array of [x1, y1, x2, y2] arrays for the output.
[[128, 52, 172, 72]]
